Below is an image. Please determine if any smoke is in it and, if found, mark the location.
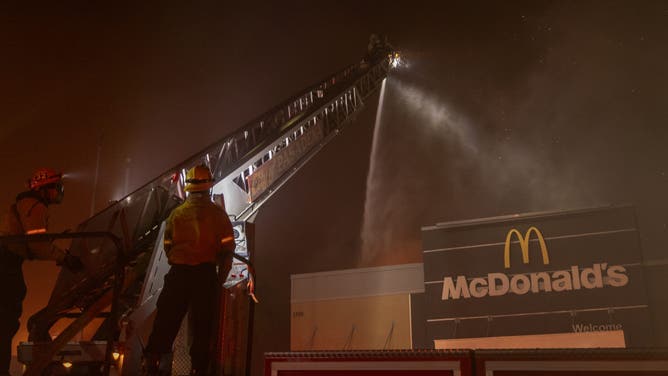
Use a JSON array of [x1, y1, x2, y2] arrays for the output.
[[359, 0, 668, 268], [358, 2, 668, 268], [358, 64, 599, 267]]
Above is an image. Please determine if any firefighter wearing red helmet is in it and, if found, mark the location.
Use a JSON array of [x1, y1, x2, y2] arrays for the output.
[[142, 164, 236, 376], [0, 168, 83, 375]]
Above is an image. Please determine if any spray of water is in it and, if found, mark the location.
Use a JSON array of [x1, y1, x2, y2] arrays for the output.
[[398, 80, 479, 155], [360, 77, 483, 266], [360, 78, 387, 266], [359, 71, 598, 267]]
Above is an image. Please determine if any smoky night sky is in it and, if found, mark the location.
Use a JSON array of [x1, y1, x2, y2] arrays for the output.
[[2, 1, 668, 374]]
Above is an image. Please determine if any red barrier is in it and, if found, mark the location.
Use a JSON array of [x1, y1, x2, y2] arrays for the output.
[[475, 349, 668, 376], [264, 350, 471, 376], [265, 349, 668, 376]]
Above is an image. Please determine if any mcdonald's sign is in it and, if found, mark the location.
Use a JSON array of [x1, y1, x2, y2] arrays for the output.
[[439, 225, 630, 300], [421, 206, 651, 348], [503, 227, 550, 269]]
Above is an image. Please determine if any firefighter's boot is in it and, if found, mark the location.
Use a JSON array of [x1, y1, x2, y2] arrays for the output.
[[141, 352, 172, 376], [141, 353, 159, 376], [141, 354, 168, 376], [190, 366, 212, 375]]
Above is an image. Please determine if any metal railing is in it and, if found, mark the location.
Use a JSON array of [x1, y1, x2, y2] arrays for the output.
[[20, 52, 393, 374], [0, 232, 125, 376]]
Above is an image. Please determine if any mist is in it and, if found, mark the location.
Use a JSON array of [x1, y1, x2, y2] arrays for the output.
[[2, 2, 668, 375], [359, 1, 668, 266]]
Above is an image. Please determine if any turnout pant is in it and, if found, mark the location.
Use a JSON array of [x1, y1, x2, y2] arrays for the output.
[[0, 249, 25, 375], [145, 263, 218, 373]]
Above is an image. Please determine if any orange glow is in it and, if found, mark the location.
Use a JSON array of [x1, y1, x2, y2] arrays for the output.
[[434, 330, 626, 349], [221, 236, 234, 245], [26, 228, 47, 234]]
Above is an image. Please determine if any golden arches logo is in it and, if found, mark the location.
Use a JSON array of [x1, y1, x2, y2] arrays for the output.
[[503, 226, 550, 269]]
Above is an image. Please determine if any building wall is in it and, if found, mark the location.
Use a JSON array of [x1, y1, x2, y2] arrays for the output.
[[291, 294, 412, 350], [289, 206, 663, 351], [290, 263, 424, 351]]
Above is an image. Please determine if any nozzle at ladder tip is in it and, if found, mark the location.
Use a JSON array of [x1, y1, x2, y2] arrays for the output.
[[388, 51, 404, 69]]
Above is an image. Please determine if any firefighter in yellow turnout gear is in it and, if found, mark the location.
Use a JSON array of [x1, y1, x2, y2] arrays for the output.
[[143, 165, 236, 376], [0, 168, 83, 376]]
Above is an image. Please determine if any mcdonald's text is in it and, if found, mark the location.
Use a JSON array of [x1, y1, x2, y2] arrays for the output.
[[441, 263, 629, 300]]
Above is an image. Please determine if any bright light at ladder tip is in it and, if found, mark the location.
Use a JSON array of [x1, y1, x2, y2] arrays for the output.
[[112, 351, 121, 361], [389, 52, 403, 69], [62, 361, 73, 368]]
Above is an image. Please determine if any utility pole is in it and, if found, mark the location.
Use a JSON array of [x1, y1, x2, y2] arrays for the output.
[[90, 133, 103, 217], [124, 156, 132, 197]]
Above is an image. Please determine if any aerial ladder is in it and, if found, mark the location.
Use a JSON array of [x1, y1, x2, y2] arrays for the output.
[[9, 42, 400, 375]]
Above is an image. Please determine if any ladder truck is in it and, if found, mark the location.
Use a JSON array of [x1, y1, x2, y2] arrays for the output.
[[8, 42, 400, 375]]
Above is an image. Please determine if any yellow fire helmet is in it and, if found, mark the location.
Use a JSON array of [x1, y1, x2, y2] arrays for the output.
[[184, 164, 214, 192]]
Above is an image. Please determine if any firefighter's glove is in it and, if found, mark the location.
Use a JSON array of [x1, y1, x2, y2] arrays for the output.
[[60, 252, 84, 273]]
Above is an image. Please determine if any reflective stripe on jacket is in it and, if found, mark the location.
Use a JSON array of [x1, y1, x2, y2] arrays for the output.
[[0, 191, 64, 261], [164, 192, 235, 265]]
